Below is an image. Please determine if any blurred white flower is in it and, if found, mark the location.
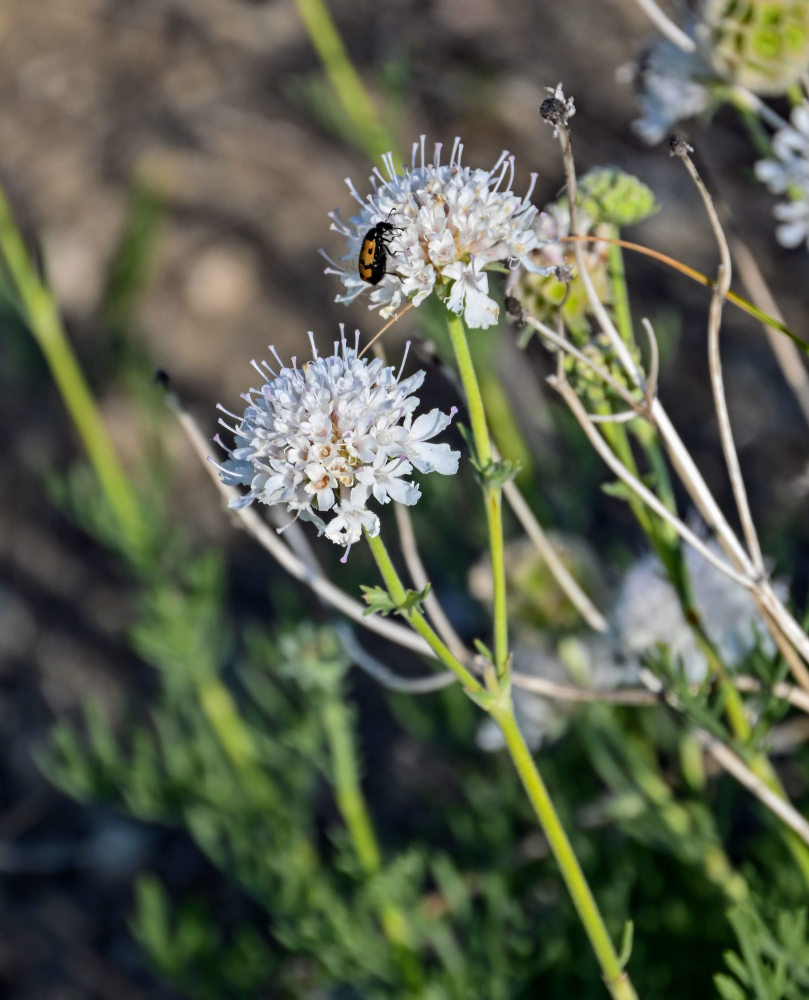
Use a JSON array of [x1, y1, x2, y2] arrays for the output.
[[477, 539, 785, 751], [476, 637, 631, 752], [324, 137, 542, 330], [615, 541, 781, 683], [755, 101, 809, 250], [625, 36, 713, 145], [215, 332, 459, 557]]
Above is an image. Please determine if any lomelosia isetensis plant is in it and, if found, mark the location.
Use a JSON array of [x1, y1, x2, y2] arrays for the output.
[[7, 2, 809, 997]]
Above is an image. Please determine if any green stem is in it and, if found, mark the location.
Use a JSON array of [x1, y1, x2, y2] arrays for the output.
[[445, 312, 492, 466], [491, 701, 639, 1000], [321, 698, 411, 948], [735, 103, 774, 158], [293, 0, 396, 161], [364, 531, 483, 694], [322, 701, 381, 873], [365, 528, 637, 995], [0, 182, 145, 551], [445, 312, 508, 677], [485, 488, 508, 675], [197, 678, 260, 775], [607, 238, 633, 346]]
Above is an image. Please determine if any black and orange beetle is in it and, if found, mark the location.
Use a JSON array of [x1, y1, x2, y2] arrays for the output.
[[357, 218, 401, 285]]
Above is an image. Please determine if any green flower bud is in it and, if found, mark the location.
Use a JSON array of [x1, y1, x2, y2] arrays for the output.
[[698, 0, 809, 94], [578, 167, 659, 228]]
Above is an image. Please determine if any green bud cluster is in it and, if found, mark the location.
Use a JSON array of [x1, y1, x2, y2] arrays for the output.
[[509, 168, 657, 339], [562, 331, 643, 408], [578, 167, 659, 228], [514, 246, 612, 339], [698, 0, 809, 93]]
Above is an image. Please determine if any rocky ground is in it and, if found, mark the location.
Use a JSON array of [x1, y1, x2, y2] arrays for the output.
[[1, 1, 808, 996]]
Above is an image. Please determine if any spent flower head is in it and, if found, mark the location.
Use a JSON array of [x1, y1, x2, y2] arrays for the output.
[[324, 137, 543, 330], [539, 83, 577, 137], [215, 331, 460, 559], [755, 100, 809, 249]]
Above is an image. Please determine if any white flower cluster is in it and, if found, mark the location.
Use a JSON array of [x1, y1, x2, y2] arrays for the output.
[[755, 101, 809, 250], [325, 137, 542, 330], [216, 332, 459, 557]]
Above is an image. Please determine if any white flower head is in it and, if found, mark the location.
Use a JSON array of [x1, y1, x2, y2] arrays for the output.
[[755, 101, 809, 250], [214, 331, 460, 560], [324, 137, 543, 330]]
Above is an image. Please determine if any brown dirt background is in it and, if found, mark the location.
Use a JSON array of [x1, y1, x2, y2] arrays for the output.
[[1, 1, 808, 996]]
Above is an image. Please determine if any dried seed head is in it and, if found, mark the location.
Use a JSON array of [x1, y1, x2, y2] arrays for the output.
[[669, 133, 695, 158], [540, 83, 576, 137]]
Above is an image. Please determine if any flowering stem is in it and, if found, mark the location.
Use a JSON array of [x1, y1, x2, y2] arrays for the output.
[[490, 700, 639, 1000], [0, 182, 146, 552], [445, 311, 509, 679], [444, 312, 492, 464], [364, 530, 484, 694], [365, 532, 638, 996]]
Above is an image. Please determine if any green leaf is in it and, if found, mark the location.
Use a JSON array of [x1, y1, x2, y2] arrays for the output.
[[360, 582, 431, 616], [479, 458, 521, 491], [617, 920, 634, 969], [714, 973, 749, 1000], [473, 638, 494, 662]]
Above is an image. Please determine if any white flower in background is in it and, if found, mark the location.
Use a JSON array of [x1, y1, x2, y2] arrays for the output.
[[324, 137, 543, 330], [476, 637, 632, 752], [626, 36, 713, 145], [615, 541, 781, 683], [214, 331, 460, 558], [477, 539, 785, 751], [755, 101, 809, 250]]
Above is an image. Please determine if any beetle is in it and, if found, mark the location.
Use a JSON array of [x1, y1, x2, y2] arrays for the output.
[[357, 218, 401, 285]]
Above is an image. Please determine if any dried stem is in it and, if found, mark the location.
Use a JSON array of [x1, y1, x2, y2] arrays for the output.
[[501, 475, 609, 633], [553, 116, 809, 687], [557, 127, 644, 386], [630, 0, 696, 51], [676, 147, 765, 576], [640, 318, 660, 410], [335, 625, 456, 693], [726, 227, 809, 430], [523, 313, 649, 416], [549, 374, 752, 588], [695, 728, 809, 846], [393, 504, 469, 660]]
